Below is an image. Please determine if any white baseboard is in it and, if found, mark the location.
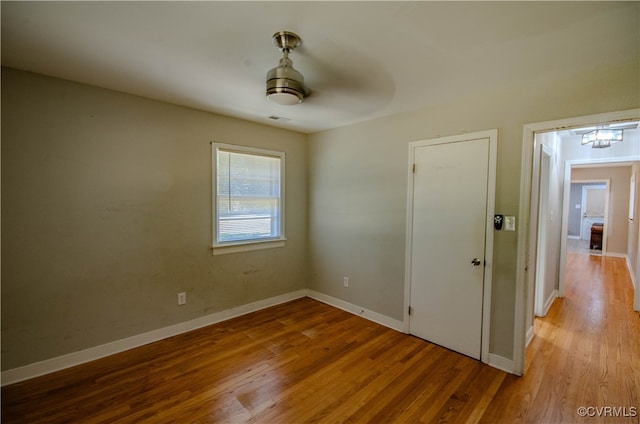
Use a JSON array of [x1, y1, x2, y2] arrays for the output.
[[542, 289, 559, 317], [604, 252, 627, 259], [306, 290, 405, 332], [568, 235, 580, 240], [626, 255, 637, 290], [488, 353, 515, 374], [3, 288, 523, 385], [526, 325, 535, 348], [1, 290, 307, 386], [307, 290, 522, 374], [624, 255, 640, 312]]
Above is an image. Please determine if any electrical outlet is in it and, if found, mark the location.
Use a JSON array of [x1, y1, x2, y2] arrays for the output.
[[343, 277, 349, 287], [177, 292, 186, 306]]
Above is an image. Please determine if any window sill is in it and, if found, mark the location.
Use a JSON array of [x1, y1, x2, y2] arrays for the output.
[[212, 238, 287, 256]]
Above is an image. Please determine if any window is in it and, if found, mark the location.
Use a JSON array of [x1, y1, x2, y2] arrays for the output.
[[212, 143, 285, 255]]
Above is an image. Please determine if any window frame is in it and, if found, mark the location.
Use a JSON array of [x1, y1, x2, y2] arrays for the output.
[[211, 142, 286, 255]]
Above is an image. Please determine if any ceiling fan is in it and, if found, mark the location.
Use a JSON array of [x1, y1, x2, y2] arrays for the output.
[[266, 31, 307, 106], [263, 30, 395, 118]]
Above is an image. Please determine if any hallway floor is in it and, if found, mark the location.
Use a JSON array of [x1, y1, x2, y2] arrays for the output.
[[567, 237, 603, 255], [479, 253, 640, 423]]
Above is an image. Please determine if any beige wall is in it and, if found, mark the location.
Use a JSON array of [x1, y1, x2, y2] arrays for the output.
[[1, 68, 308, 370], [308, 58, 639, 360], [571, 166, 632, 255]]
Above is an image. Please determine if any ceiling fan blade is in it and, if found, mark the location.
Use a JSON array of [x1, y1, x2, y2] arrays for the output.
[[294, 42, 396, 114]]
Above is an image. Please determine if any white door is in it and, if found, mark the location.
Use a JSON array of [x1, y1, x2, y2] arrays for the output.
[[580, 185, 606, 240], [407, 132, 495, 360]]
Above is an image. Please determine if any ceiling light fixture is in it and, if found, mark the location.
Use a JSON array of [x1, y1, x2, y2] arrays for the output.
[[581, 128, 624, 149], [266, 31, 306, 106]]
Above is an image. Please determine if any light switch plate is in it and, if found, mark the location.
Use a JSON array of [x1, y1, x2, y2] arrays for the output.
[[504, 216, 516, 231]]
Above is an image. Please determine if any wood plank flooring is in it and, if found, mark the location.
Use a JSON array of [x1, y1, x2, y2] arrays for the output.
[[3, 253, 639, 423], [479, 254, 640, 424]]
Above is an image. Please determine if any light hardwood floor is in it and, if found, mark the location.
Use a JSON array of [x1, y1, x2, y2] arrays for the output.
[[478, 253, 640, 424], [3, 253, 639, 423]]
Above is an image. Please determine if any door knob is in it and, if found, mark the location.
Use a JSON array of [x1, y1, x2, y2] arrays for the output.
[[471, 258, 482, 266]]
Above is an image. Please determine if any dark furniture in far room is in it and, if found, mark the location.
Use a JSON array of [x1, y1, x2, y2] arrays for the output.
[[590, 223, 603, 250]]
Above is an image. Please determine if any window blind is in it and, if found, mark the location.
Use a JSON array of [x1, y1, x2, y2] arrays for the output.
[[216, 149, 282, 243]]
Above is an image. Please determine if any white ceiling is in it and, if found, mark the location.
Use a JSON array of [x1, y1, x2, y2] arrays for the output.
[[2, 1, 637, 133]]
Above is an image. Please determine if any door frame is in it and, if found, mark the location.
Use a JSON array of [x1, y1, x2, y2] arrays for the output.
[[514, 108, 640, 376], [404, 129, 497, 364]]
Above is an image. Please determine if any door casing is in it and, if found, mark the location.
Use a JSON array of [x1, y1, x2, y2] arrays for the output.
[[404, 129, 497, 365], [534, 145, 552, 317]]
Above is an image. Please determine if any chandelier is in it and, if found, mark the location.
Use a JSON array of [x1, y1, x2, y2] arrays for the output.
[[581, 128, 623, 149]]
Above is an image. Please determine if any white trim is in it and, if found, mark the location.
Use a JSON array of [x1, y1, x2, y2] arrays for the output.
[[626, 254, 640, 312], [309, 289, 522, 375], [541, 289, 558, 317], [306, 290, 405, 332], [488, 353, 515, 374], [604, 252, 627, 259], [212, 238, 286, 255], [514, 119, 538, 376], [1, 290, 307, 386], [515, 108, 640, 376], [484, 132, 498, 364], [404, 129, 497, 365], [534, 145, 552, 317], [526, 326, 535, 348], [627, 255, 637, 290], [558, 164, 573, 297]]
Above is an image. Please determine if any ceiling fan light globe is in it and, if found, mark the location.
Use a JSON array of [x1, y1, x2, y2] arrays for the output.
[[267, 90, 303, 105]]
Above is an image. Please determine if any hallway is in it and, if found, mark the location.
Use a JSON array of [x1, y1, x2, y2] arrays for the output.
[[481, 253, 640, 423]]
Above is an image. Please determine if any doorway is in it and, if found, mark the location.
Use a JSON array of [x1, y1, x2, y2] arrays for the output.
[[515, 108, 640, 376], [567, 180, 608, 255], [405, 129, 496, 362]]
